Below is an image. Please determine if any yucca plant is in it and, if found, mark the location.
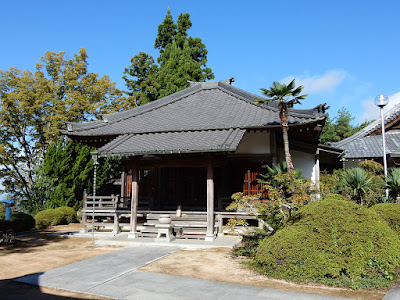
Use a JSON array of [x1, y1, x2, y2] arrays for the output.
[[387, 168, 400, 201], [342, 168, 373, 206]]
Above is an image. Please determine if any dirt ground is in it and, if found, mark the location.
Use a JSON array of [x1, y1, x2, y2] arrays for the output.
[[0, 224, 392, 300], [140, 248, 389, 300], [0, 223, 118, 299]]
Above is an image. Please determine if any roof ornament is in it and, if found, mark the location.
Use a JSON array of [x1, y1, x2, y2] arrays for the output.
[[315, 103, 329, 114], [67, 123, 73, 132], [98, 114, 109, 123], [223, 77, 235, 85]]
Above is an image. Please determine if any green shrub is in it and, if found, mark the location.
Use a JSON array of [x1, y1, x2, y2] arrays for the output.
[[10, 212, 35, 231], [35, 209, 66, 229], [0, 203, 5, 220], [55, 206, 77, 223], [254, 199, 400, 289], [370, 203, 400, 234]]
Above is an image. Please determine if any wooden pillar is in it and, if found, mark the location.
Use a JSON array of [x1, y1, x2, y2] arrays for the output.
[[205, 161, 215, 241], [80, 189, 88, 233], [128, 168, 139, 238]]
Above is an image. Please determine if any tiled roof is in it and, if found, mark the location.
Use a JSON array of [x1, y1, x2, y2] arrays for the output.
[[64, 80, 326, 137], [95, 128, 245, 157], [336, 131, 400, 158], [331, 103, 400, 158]]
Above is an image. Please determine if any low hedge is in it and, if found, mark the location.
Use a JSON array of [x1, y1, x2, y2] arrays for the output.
[[10, 212, 35, 231], [370, 203, 400, 234], [35, 209, 66, 229], [253, 199, 400, 289], [55, 206, 77, 223]]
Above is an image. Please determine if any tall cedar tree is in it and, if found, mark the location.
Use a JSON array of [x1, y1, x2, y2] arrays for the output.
[[123, 9, 214, 108], [0, 48, 123, 207]]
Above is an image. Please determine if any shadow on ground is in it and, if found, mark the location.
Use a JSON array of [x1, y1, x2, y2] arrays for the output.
[[2, 275, 112, 300], [0, 230, 71, 255]]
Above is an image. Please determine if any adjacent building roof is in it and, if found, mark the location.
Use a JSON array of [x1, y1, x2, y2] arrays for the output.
[[64, 79, 327, 157], [331, 103, 400, 159]]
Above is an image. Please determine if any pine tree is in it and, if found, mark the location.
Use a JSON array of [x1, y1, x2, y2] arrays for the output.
[[320, 108, 373, 144], [123, 9, 214, 103]]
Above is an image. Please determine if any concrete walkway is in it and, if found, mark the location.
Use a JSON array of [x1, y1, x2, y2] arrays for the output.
[[16, 246, 351, 300]]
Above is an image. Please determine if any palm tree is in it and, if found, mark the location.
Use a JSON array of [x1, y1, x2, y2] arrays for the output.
[[258, 80, 308, 172]]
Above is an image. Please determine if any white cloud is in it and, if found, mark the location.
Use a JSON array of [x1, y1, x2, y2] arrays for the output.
[[282, 70, 347, 94], [359, 91, 400, 123]]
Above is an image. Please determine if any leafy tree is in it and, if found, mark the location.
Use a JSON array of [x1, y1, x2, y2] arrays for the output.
[[123, 10, 214, 105], [0, 48, 123, 209], [258, 80, 307, 172]]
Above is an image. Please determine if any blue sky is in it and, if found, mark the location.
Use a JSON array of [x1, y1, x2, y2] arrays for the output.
[[1, 0, 399, 124]]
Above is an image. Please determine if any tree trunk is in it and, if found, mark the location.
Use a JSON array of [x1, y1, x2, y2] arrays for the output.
[[279, 102, 294, 172]]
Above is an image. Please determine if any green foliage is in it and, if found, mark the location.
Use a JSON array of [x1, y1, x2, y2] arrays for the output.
[[320, 108, 372, 144], [0, 203, 5, 220], [123, 9, 214, 105], [258, 162, 302, 183], [358, 160, 384, 174], [34, 209, 65, 229], [387, 168, 400, 199], [370, 203, 400, 234], [254, 199, 400, 289], [0, 48, 123, 208], [341, 168, 373, 206], [122, 52, 160, 107], [10, 212, 35, 231], [33, 138, 120, 212], [320, 169, 347, 198], [227, 171, 312, 233], [55, 206, 77, 223]]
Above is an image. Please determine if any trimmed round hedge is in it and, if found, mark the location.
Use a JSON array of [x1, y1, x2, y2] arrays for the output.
[[35, 209, 65, 229], [55, 206, 77, 223], [254, 199, 400, 289], [370, 203, 400, 234], [10, 212, 35, 231]]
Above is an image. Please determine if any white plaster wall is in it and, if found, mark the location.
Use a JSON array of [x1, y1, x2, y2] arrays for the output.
[[236, 131, 270, 154], [291, 150, 315, 179]]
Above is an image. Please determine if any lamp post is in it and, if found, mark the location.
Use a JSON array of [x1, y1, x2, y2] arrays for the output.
[[374, 94, 389, 198]]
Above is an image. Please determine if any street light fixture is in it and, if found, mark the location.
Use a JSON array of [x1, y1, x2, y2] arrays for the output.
[[374, 94, 389, 198]]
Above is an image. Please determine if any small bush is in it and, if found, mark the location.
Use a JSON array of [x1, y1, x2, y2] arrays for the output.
[[253, 199, 400, 289], [0, 203, 5, 220], [358, 160, 384, 174], [35, 209, 66, 229], [370, 203, 400, 234], [55, 206, 77, 223], [10, 212, 35, 231]]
